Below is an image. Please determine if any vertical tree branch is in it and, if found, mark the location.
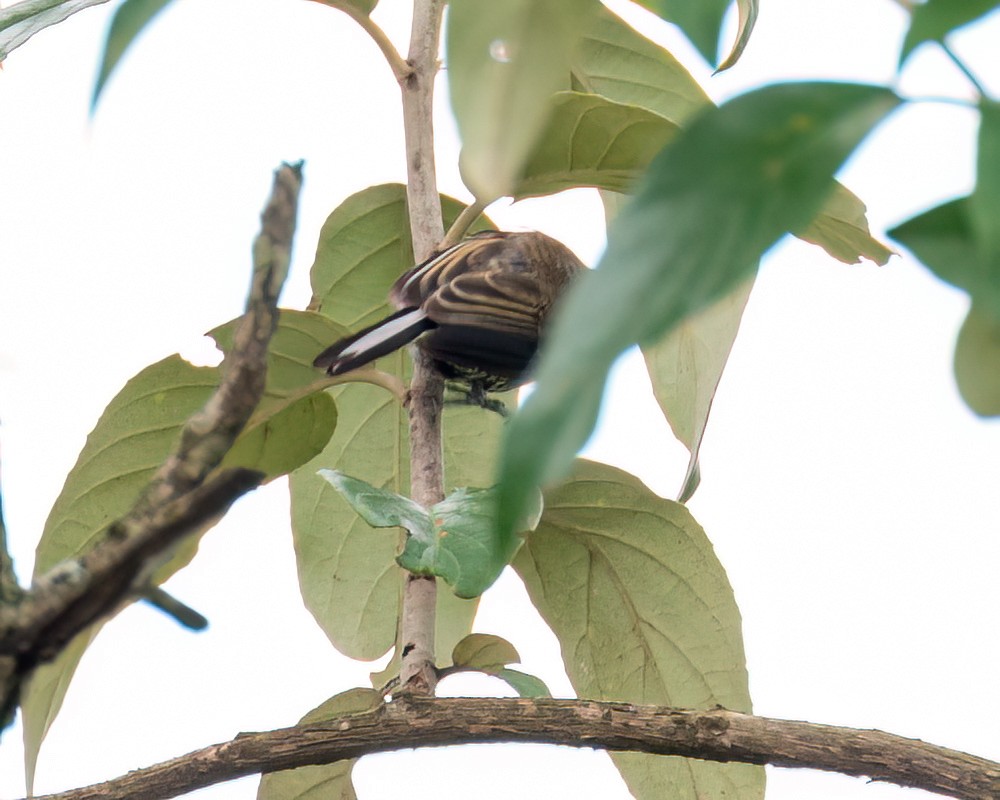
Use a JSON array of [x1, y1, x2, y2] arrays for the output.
[[397, 0, 446, 695]]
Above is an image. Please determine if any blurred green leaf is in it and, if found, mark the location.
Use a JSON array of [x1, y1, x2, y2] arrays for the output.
[[447, 0, 600, 199], [515, 92, 679, 198], [256, 688, 381, 800], [493, 668, 552, 698], [307, 0, 378, 15], [899, 0, 1000, 65], [632, 0, 728, 66], [889, 197, 1000, 317], [954, 305, 1000, 417], [514, 460, 762, 799], [642, 277, 755, 502], [91, 0, 175, 111], [452, 633, 520, 669], [498, 82, 901, 538], [971, 100, 1000, 262]]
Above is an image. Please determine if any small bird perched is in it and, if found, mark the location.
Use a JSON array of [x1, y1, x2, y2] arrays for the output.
[[313, 230, 585, 403]]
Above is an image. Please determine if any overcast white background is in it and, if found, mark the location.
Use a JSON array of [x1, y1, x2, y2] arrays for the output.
[[1, 1, 999, 798]]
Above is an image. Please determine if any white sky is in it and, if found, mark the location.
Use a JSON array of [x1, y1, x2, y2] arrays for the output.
[[1, 1, 999, 798]]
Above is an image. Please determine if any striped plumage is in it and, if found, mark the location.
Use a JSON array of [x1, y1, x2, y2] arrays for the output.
[[313, 230, 585, 396]]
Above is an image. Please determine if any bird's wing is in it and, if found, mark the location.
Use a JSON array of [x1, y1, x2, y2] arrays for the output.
[[422, 266, 542, 336]]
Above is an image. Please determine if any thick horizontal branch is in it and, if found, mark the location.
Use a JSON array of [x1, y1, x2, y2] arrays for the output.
[[28, 697, 1000, 800], [0, 163, 303, 724]]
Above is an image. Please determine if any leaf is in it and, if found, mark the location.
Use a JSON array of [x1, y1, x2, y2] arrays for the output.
[[446, 0, 601, 200], [492, 668, 552, 698], [715, 0, 759, 73], [91, 0, 175, 111], [452, 633, 520, 669], [515, 92, 679, 199], [498, 82, 901, 539], [971, 100, 1000, 263], [22, 627, 102, 794], [632, 0, 729, 67], [642, 276, 755, 503], [291, 186, 499, 659], [256, 688, 381, 800], [210, 310, 352, 402], [954, 305, 1000, 417], [307, 0, 378, 15], [798, 182, 894, 266], [575, 10, 889, 265], [889, 197, 1000, 317], [572, 6, 709, 126], [319, 469, 431, 534], [398, 485, 542, 598], [899, 0, 1000, 65], [514, 460, 762, 799], [221, 392, 337, 480]]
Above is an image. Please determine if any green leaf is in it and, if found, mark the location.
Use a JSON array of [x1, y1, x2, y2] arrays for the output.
[[446, 0, 601, 200], [221, 392, 337, 480], [210, 310, 351, 402], [513, 460, 762, 799], [399, 485, 542, 598], [642, 277, 755, 503], [307, 0, 378, 15], [292, 186, 499, 658], [498, 82, 901, 539], [256, 688, 381, 800], [22, 627, 103, 794], [799, 182, 894, 266], [515, 92, 679, 199], [889, 197, 1000, 317], [452, 633, 520, 669], [633, 0, 729, 66], [91, 0, 175, 111], [971, 100, 1000, 263], [716, 0, 759, 72], [954, 305, 1000, 417], [493, 668, 552, 698], [899, 0, 1000, 65], [319, 469, 431, 534], [572, 6, 709, 126]]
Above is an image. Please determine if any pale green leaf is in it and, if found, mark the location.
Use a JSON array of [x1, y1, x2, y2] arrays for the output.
[[91, 0, 175, 111], [899, 0, 1000, 65], [799, 183, 894, 266], [716, 0, 759, 72], [515, 92, 679, 199], [954, 305, 1000, 417], [447, 0, 601, 200], [256, 688, 381, 800], [642, 277, 755, 502], [498, 83, 901, 539], [514, 460, 763, 799], [572, 6, 708, 126], [452, 633, 520, 669], [221, 392, 337, 481]]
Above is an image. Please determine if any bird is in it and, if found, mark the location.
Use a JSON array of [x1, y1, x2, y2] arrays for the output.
[[312, 230, 586, 404]]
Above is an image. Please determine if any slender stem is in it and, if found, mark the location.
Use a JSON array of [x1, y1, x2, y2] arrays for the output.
[[397, 0, 446, 696], [940, 41, 990, 99], [441, 198, 488, 247], [329, 1, 413, 82]]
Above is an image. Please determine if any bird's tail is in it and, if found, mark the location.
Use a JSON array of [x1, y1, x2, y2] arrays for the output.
[[312, 307, 435, 375]]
